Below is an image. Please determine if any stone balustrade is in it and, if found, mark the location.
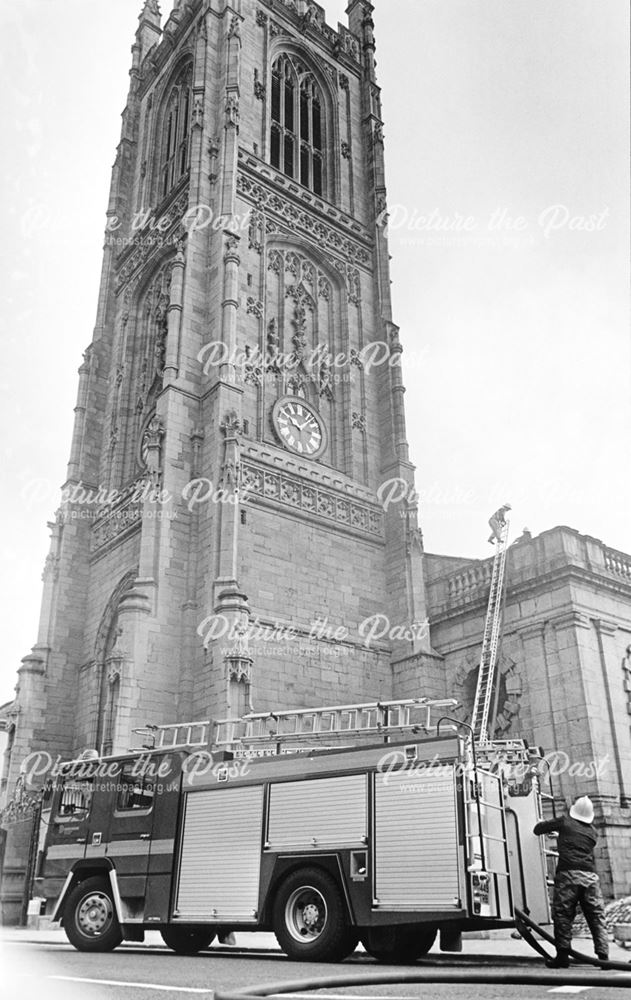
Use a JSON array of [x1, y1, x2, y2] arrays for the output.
[[427, 526, 631, 617], [446, 561, 493, 603], [603, 546, 631, 580]]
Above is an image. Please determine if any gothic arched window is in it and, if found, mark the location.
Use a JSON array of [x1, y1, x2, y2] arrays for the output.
[[160, 64, 192, 199], [270, 54, 324, 196]]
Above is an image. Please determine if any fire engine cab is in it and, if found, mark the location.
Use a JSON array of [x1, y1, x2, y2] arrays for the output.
[[36, 699, 553, 963]]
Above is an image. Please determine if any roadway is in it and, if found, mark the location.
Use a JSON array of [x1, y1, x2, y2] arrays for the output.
[[2, 930, 630, 1000]]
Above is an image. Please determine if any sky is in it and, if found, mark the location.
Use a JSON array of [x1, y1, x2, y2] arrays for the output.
[[0, 0, 629, 709]]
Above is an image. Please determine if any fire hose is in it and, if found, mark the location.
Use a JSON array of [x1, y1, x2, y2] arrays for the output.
[[215, 964, 631, 1000], [514, 906, 631, 971], [214, 912, 631, 1000]]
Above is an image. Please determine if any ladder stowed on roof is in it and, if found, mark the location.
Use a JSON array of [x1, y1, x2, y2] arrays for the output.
[[149, 697, 460, 752]]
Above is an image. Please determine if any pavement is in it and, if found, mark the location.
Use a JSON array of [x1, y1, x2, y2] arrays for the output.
[[2, 923, 630, 963]]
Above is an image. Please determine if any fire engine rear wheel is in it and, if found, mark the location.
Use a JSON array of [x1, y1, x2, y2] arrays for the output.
[[64, 876, 123, 952], [273, 867, 358, 962], [360, 924, 437, 964], [160, 926, 215, 955]]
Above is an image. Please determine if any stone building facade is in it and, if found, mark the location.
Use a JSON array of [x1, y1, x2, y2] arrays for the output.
[[2, 0, 629, 922], [1, 0, 441, 921], [424, 526, 631, 899]]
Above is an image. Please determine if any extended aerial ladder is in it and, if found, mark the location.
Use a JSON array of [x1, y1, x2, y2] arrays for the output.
[[141, 517, 509, 754], [470, 513, 510, 744]]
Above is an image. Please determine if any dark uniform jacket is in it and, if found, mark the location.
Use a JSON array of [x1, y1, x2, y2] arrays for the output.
[[533, 814, 597, 873]]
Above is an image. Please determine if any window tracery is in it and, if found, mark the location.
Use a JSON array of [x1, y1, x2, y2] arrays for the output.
[[270, 54, 324, 196], [160, 63, 193, 199]]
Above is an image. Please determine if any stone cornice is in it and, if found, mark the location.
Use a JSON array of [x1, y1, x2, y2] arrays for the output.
[[240, 441, 376, 503], [591, 618, 619, 636], [515, 621, 547, 640], [549, 610, 591, 632], [392, 649, 445, 667]]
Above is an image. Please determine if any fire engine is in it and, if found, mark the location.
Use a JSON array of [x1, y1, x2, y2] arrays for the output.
[[35, 697, 554, 963], [36, 512, 555, 962]]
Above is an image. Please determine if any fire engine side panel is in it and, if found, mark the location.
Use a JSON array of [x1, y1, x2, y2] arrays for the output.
[[267, 775, 367, 849], [506, 789, 552, 925], [374, 766, 461, 910], [175, 786, 263, 922]]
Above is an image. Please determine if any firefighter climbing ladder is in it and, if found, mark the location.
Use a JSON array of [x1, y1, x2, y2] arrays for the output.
[[147, 697, 459, 752], [471, 517, 510, 745]]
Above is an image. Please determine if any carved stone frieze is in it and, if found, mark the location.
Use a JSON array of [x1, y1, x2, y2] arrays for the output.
[[92, 498, 143, 555], [241, 461, 383, 539], [237, 171, 371, 269]]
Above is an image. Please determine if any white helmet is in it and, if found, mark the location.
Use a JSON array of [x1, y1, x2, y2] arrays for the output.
[[503, 503, 512, 511], [570, 796, 594, 824]]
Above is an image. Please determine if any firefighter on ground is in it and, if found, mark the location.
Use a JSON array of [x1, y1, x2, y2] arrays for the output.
[[533, 795, 609, 968], [488, 503, 511, 544]]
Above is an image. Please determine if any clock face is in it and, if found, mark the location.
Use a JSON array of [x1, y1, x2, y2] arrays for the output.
[[272, 397, 326, 458]]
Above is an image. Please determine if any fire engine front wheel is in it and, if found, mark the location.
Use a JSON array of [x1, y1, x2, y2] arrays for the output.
[[160, 926, 215, 955], [360, 924, 437, 964], [64, 876, 123, 952], [273, 867, 358, 962]]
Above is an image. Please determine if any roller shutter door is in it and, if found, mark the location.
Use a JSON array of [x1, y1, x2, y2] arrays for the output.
[[374, 766, 460, 909], [267, 774, 367, 850], [175, 786, 263, 921]]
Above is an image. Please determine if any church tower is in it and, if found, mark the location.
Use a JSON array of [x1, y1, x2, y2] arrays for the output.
[[6, 0, 443, 786]]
